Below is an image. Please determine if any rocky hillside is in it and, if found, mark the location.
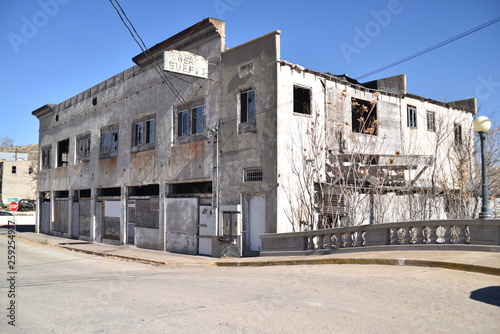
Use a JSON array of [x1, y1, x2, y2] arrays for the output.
[[0, 145, 38, 160]]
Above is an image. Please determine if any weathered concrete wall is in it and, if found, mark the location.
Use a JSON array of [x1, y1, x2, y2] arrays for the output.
[[135, 227, 160, 250], [165, 198, 198, 254], [33, 19, 225, 252], [219, 31, 280, 253], [78, 199, 91, 240]]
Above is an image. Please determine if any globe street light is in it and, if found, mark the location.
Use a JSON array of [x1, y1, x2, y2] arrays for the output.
[[473, 116, 493, 218]]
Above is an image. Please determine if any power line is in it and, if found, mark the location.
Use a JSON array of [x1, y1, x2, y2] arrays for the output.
[[108, 0, 187, 106], [356, 17, 500, 81]]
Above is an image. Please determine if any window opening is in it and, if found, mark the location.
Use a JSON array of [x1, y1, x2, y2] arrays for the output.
[[11, 166, 16, 174], [42, 146, 51, 169], [454, 123, 463, 146], [170, 182, 212, 194], [97, 187, 121, 197], [293, 86, 311, 115], [133, 117, 155, 147], [128, 184, 159, 196], [100, 125, 119, 158], [427, 111, 435, 132], [57, 139, 70, 167], [351, 98, 378, 135], [240, 90, 256, 122], [177, 105, 204, 138], [177, 110, 189, 137], [77, 134, 91, 163], [407, 105, 417, 128], [192, 106, 204, 134]]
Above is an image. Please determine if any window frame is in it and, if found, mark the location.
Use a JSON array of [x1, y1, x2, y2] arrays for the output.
[[57, 139, 70, 167], [238, 89, 257, 134], [293, 85, 312, 115], [76, 133, 91, 164], [41, 145, 52, 169], [132, 115, 156, 153], [351, 97, 378, 136], [426, 111, 435, 132], [100, 124, 119, 159], [174, 100, 205, 144], [243, 166, 263, 182], [454, 123, 463, 146], [240, 90, 256, 123], [407, 105, 417, 128]]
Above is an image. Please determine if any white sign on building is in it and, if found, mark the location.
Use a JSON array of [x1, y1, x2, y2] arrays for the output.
[[164, 50, 208, 79]]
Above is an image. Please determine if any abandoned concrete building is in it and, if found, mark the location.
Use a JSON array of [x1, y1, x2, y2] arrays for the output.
[[32, 18, 477, 257]]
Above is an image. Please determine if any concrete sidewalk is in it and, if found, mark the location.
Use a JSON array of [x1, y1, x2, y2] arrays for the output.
[[7, 231, 500, 276]]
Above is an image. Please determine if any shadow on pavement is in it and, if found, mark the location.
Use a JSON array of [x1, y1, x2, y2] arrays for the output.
[[470, 286, 500, 307]]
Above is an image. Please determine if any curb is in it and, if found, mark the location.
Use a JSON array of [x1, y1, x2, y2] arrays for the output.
[[216, 258, 500, 276]]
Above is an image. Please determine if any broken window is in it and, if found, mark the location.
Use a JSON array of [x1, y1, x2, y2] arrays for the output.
[[76, 134, 91, 163], [243, 167, 263, 182], [177, 110, 189, 137], [57, 139, 69, 167], [454, 123, 463, 146], [293, 86, 311, 115], [133, 116, 155, 151], [177, 105, 204, 138], [100, 124, 119, 159], [42, 145, 51, 169], [407, 105, 417, 128], [192, 106, 204, 134], [427, 111, 435, 132], [240, 90, 256, 123], [351, 98, 378, 135]]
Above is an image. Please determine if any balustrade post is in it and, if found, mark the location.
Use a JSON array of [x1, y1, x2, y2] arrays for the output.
[[326, 233, 333, 249]]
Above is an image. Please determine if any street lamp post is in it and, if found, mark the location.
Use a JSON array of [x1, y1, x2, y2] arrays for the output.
[[473, 116, 493, 219]]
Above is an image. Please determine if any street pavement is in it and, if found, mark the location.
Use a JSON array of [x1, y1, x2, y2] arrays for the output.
[[4, 231, 500, 276]]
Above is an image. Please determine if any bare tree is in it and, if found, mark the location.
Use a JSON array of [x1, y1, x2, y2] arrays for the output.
[[0, 136, 14, 147]]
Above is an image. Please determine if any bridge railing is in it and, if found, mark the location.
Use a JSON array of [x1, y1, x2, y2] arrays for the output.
[[260, 219, 500, 256]]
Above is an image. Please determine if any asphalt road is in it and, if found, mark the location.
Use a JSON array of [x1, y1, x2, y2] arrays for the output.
[[0, 237, 499, 334]]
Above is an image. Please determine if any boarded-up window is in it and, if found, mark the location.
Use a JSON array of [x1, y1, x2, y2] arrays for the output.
[[77, 134, 91, 163]]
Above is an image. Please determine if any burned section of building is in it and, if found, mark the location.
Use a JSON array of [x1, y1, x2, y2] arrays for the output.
[[32, 18, 477, 257]]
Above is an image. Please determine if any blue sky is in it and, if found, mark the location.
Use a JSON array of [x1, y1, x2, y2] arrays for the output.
[[1, 0, 499, 146]]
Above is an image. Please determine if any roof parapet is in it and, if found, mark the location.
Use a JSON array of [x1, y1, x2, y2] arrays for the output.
[[132, 17, 225, 66], [32, 104, 55, 119], [449, 98, 477, 114], [362, 74, 406, 94]]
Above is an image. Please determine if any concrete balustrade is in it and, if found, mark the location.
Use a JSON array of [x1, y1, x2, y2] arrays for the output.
[[260, 219, 500, 256]]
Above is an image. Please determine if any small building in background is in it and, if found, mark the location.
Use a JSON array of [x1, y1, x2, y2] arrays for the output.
[[0, 158, 37, 206]]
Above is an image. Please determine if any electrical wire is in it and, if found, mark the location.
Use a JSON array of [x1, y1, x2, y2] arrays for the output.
[[356, 17, 500, 81], [108, 0, 188, 106]]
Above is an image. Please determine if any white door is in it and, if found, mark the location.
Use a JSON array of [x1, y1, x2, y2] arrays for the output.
[[245, 194, 266, 251], [198, 206, 215, 256]]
